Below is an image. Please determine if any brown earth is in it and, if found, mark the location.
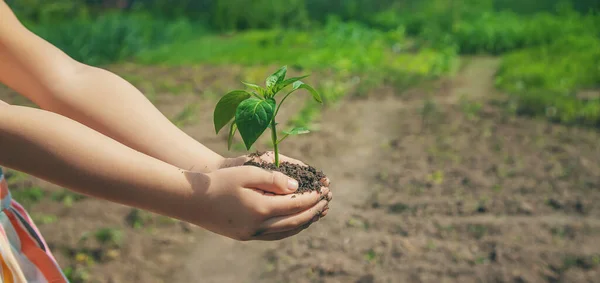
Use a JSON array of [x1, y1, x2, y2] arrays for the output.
[[1, 57, 599, 283], [244, 159, 327, 194]]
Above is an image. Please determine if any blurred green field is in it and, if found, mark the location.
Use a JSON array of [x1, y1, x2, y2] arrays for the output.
[[9, 0, 599, 128]]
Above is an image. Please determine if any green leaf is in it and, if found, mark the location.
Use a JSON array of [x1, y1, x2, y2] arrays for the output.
[[227, 122, 237, 150], [293, 81, 322, 103], [214, 90, 251, 134], [282, 127, 310, 135], [273, 75, 309, 94], [235, 98, 276, 150], [266, 65, 287, 90], [242, 82, 265, 96]]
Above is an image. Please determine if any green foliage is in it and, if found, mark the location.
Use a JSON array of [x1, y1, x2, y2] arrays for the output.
[[139, 19, 457, 88], [144, 19, 455, 130], [373, 0, 599, 55], [62, 265, 90, 283], [497, 35, 600, 94], [291, 81, 322, 103], [471, 12, 591, 53], [11, 0, 594, 66], [13, 0, 597, 131], [28, 12, 196, 66], [32, 213, 59, 225], [496, 35, 600, 127], [282, 127, 310, 135], [7, 0, 90, 24], [235, 98, 276, 149], [211, 0, 310, 30], [11, 187, 45, 207], [214, 90, 252, 134], [94, 228, 123, 247], [228, 123, 238, 150], [214, 66, 322, 166]]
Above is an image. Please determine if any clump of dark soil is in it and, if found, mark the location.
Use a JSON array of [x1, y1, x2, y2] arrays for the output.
[[244, 160, 326, 194]]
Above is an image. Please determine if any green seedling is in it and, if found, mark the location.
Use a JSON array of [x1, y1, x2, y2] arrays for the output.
[[213, 65, 322, 167]]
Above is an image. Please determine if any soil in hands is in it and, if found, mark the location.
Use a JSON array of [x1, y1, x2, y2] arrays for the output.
[[244, 158, 326, 194]]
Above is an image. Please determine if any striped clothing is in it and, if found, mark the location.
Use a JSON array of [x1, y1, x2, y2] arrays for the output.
[[0, 168, 68, 282]]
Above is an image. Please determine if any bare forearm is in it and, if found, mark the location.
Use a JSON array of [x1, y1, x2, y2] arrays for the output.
[[0, 1, 223, 172], [39, 64, 224, 172], [0, 104, 196, 219]]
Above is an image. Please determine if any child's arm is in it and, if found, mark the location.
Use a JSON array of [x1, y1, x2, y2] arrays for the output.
[[0, 103, 329, 241], [0, 1, 222, 173]]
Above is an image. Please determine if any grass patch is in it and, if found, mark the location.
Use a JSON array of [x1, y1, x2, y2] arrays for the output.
[[93, 227, 123, 248], [376, 2, 599, 55], [11, 186, 45, 208], [51, 189, 86, 207], [138, 19, 457, 82], [496, 35, 600, 127], [32, 213, 58, 225]]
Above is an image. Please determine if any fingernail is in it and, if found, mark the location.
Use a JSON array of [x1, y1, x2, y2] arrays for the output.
[[288, 178, 299, 191]]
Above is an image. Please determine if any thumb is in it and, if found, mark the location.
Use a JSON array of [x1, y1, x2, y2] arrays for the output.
[[240, 166, 299, 194]]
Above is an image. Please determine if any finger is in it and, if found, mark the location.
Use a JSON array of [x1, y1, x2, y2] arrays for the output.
[[267, 186, 330, 216], [252, 222, 312, 241], [241, 166, 299, 194], [321, 177, 330, 187], [320, 198, 330, 216], [258, 199, 328, 234]]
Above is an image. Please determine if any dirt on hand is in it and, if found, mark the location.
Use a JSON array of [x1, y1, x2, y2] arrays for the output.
[[244, 159, 326, 194]]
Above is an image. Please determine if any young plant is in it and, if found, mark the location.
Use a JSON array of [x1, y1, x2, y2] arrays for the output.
[[213, 66, 322, 167]]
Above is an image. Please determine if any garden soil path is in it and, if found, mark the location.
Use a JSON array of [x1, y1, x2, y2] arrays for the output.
[[171, 56, 600, 283]]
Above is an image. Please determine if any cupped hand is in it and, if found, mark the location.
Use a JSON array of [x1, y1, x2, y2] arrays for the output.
[[218, 151, 331, 218], [183, 164, 331, 241]]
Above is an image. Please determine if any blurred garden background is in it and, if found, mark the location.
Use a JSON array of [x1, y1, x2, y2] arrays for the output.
[[1, 0, 600, 282]]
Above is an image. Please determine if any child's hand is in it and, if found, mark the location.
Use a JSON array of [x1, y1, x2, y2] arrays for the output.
[[183, 165, 331, 241], [218, 151, 331, 218]]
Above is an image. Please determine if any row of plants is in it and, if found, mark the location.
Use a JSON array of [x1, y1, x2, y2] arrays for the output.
[[374, 2, 599, 55]]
